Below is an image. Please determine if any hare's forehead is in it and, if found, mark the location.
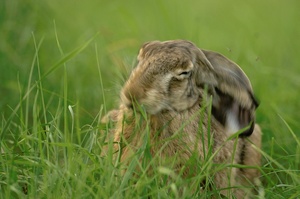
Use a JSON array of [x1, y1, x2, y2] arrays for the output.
[[142, 52, 194, 72]]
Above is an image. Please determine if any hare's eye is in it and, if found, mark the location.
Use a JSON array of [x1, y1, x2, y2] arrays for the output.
[[174, 70, 192, 80], [179, 71, 190, 75], [178, 71, 191, 78]]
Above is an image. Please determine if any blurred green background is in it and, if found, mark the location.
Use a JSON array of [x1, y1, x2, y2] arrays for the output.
[[1, 0, 300, 154]]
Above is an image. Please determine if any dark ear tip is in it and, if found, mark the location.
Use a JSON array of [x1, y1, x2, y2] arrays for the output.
[[239, 121, 255, 137]]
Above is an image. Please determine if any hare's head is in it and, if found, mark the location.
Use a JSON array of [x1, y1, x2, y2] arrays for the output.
[[121, 40, 259, 136], [121, 40, 213, 115]]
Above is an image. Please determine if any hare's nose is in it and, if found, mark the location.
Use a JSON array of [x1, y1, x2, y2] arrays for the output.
[[123, 83, 145, 102], [121, 89, 140, 110], [125, 101, 134, 109]]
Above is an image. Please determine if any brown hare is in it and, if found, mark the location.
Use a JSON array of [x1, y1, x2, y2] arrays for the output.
[[102, 40, 262, 198]]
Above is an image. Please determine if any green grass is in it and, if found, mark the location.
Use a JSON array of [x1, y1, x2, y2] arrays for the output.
[[1, 0, 300, 198]]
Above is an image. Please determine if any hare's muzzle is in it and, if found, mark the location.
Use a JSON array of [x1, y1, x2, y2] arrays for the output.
[[121, 81, 146, 108]]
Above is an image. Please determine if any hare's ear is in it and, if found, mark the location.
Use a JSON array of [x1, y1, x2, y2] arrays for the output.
[[197, 49, 259, 136], [211, 87, 258, 136]]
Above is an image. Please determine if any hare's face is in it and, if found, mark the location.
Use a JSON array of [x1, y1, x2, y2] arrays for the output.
[[121, 41, 202, 115]]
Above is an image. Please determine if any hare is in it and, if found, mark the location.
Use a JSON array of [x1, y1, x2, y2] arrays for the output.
[[102, 40, 262, 198]]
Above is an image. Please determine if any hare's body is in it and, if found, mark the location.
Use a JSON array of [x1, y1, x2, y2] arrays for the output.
[[103, 40, 262, 198], [111, 100, 261, 198]]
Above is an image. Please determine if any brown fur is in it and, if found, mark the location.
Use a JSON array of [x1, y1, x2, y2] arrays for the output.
[[102, 40, 262, 198]]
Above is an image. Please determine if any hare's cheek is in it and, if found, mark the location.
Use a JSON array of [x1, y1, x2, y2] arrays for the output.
[[169, 90, 199, 112], [170, 96, 198, 112], [141, 89, 167, 114], [167, 80, 197, 111]]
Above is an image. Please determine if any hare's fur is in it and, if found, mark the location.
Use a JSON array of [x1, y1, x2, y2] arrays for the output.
[[102, 40, 262, 198]]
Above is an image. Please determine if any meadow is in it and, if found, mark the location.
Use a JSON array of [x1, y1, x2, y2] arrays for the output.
[[0, 0, 299, 198]]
